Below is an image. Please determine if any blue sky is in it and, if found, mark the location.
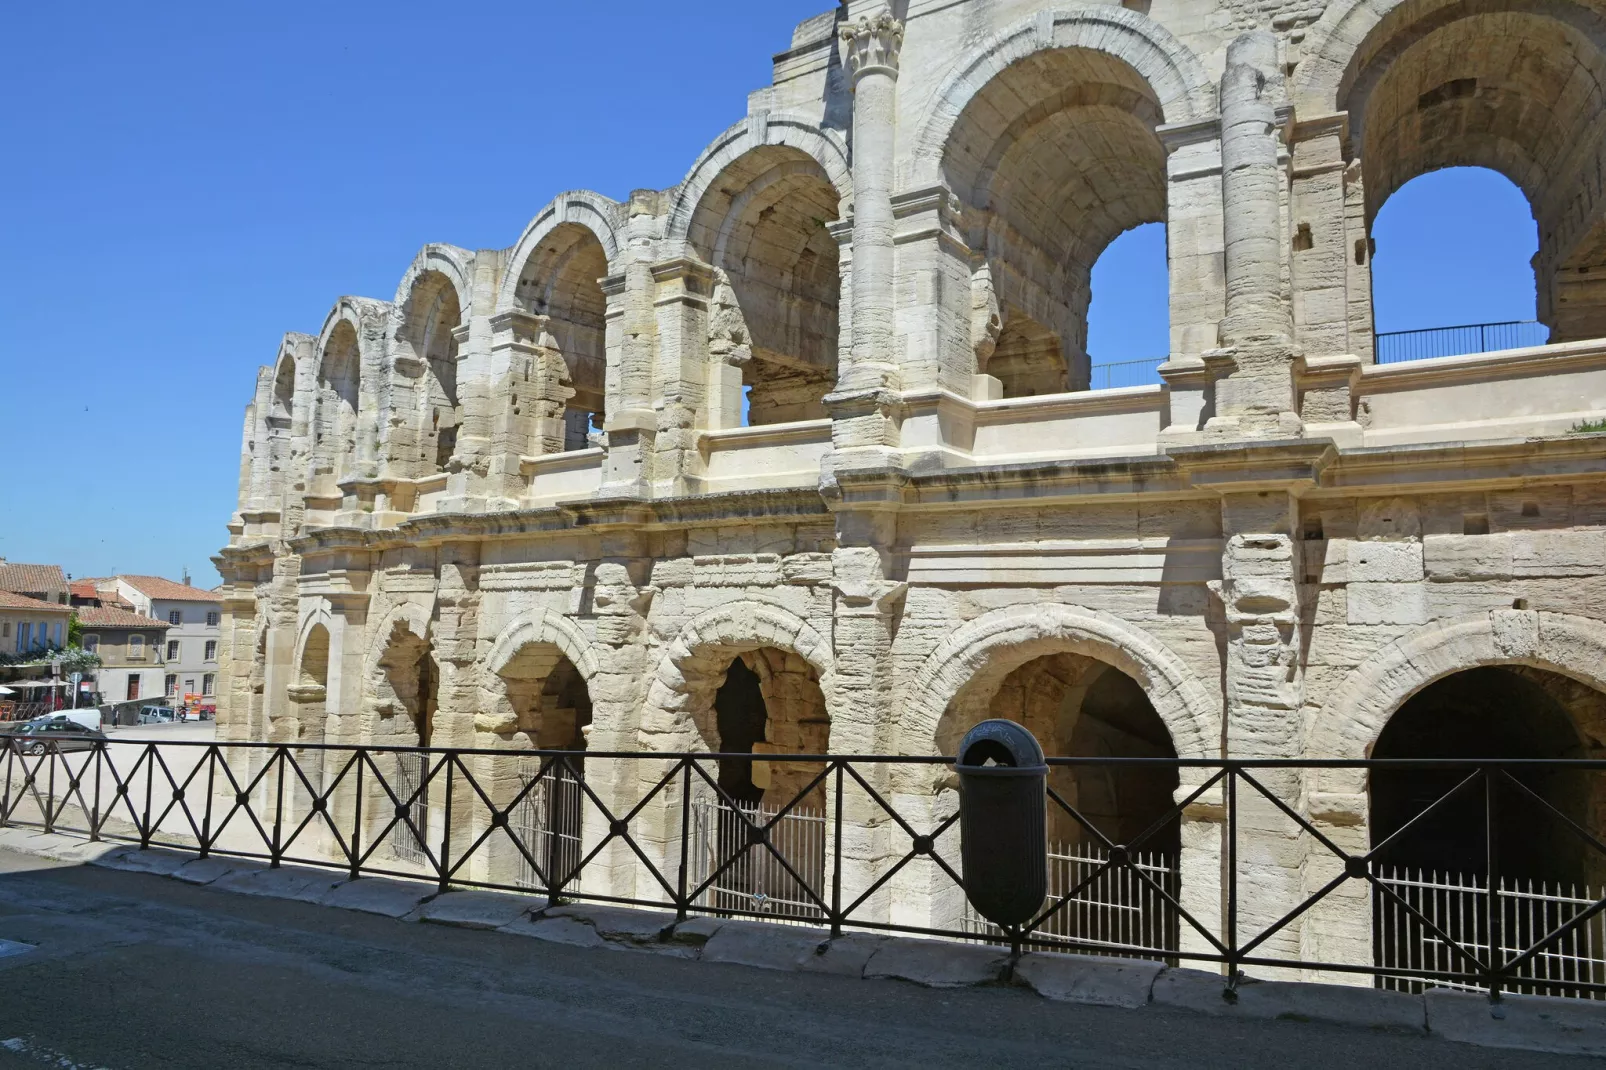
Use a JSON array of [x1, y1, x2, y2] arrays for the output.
[[0, 3, 1541, 586]]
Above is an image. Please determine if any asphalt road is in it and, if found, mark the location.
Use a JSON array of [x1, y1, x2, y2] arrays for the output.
[[0, 850, 1589, 1069]]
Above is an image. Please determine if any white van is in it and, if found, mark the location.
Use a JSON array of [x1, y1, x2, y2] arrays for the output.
[[33, 709, 102, 732]]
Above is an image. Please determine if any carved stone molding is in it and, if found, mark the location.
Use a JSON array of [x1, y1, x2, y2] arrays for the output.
[[841, 9, 903, 82]]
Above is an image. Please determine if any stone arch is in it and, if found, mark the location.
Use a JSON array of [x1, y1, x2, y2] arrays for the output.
[[1295, 0, 1606, 341], [361, 600, 433, 690], [294, 602, 336, 677], [495, 191, 623, 314], [393, 244, 474, 320], [271, 352, 297, 422], [663, 115, 851, 247], [907, 7, 1213, 190], [903, 603, 1218, 762], [668, 119, 848, 425], [912, 9, 1210, 396], [482, 608, 603, 686], [1312, 609, 1606, 773], [394, 254, 470, 474], [640, 600, 837, 754]]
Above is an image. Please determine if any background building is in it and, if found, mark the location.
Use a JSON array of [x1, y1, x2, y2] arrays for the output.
[[97, 576, 222, 705], [0, 562, 68, 608], [77, 606, 171, 704]]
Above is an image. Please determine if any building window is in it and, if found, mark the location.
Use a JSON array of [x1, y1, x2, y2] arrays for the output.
[[83, 634, 99, 654], [126, 675, 140, 701], [165, 675, 177, 698], [166, 640, 180, 661], [202, 674, 215, 697], [14, 623, 26, 653], [205, 640, 218, 661], [52, 622, 62, 647], [129, 635, 145, 660], [1, 622, 8, 638], [168, 610, 182, 626], [206, 611, 220, 627]]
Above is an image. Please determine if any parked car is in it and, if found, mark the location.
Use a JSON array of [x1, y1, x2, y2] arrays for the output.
[[1, 718, 108, 755], [138, 706, 177, 725]]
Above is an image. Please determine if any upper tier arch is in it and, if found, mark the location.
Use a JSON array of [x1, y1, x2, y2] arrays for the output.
[[495, 190, 624, 315], [907, 7, 1215, 189], [663, 113, 851, 248]]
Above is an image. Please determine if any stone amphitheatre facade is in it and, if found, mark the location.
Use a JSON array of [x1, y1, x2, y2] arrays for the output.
[[217, 0, 1606, 971]]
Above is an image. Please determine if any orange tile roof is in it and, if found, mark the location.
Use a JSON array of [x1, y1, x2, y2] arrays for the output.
[[0, 563, 67, 596], [0, 590, 71, 613], [116, 575, 221, 603], [74, 606, 171, 630]]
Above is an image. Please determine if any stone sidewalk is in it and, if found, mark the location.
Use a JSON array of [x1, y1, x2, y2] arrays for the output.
[[2, 826, 1602, 1059]]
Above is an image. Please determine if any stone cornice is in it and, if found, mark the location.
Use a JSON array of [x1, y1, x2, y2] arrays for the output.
[[1167, 438, 1339, 495]]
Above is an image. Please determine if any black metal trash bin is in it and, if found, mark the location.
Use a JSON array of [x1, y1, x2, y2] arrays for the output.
[[956, 719, 1048, 930]]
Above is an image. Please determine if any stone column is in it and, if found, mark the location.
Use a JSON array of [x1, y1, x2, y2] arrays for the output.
[[841, 8, 901, 394], [1211, 32, 1299, 437], [827, 8, 904, 461]]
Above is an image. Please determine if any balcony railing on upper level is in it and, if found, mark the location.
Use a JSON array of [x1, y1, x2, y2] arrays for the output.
[[1088, 357, 1165, 390], [1376, 320, 1550, 364]]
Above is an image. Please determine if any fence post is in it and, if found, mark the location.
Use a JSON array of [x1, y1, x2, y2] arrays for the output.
[[90, 741, 102, 840], [832, 760, 844, 938], [676, 759, 692, 922], [438, 753, 453, 895], [350, 753, 364, 882], [1226, 766, 1239, 997], [271, 747, 285, 867], [141, 743, 154, 849], [200, 745, 216, 859], [44, 745, 56, 834], [1487, 767, 1504, 1003]]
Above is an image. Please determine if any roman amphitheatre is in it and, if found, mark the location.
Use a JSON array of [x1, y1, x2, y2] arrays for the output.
[[215, 0, 1606, 982]]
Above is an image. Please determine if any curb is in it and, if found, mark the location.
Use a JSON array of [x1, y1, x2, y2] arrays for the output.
[[3, 830, 1601, 1056]]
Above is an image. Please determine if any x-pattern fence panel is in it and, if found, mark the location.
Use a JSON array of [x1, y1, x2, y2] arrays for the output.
[[4, 739, 1606, 1001]]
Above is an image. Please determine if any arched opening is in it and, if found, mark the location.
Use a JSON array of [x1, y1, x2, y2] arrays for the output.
[[1370, 666, 1606, 994], [1370, 168, 1540, 358], [945, 47, 1169, 397], [939, 650, 1180, 953], [1087, 222, 1170, 387], [313, 322, 361, 492], [397, 271, 463, 472], [687, 146, 842, 427], [1343, 2, 1606, 351], [271, 356, 296, 423], [485, 642, 593, 888], [692, 648, 830, 919], [513, 224, 608, 451], [369, 619, 437, 864]]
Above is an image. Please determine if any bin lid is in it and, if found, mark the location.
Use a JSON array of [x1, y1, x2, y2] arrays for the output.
[[955, 719, 1047, 775]]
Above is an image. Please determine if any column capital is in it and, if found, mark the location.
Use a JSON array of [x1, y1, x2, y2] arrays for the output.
[[841, 9, 903, 83]]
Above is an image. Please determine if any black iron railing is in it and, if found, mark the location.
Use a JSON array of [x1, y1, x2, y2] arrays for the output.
[[1375, 320, 1549, 363], [3, 738, 1604, 1002], [1089, 357, 1165, 389]]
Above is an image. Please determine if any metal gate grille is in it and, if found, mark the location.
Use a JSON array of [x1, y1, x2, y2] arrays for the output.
[[1376, 867, 1606, 999], [512, 759, 584, 891], [690, 799, 826, 922], [391, 753, 429, 864], [963, 843, 1179, 961]]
